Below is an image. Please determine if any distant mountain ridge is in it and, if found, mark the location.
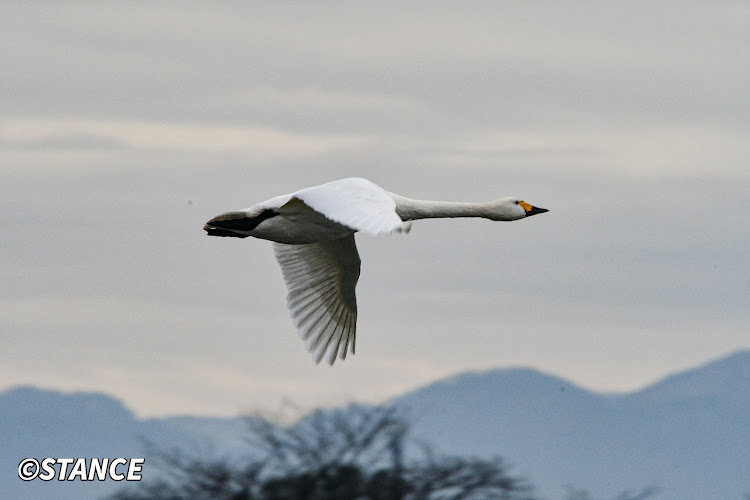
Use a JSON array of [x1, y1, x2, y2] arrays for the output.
[[392, 351, 750, 499], [633, 350, 750, 402], [2, 351, 749, 499]]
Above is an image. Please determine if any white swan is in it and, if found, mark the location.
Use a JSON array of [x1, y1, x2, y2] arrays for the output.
[[204, 177, 548, 365]]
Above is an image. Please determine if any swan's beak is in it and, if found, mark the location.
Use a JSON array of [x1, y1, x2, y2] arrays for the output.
[[519, 201, 548, 217]]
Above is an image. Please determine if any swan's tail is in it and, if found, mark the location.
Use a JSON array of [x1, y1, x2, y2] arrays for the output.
[[203, 209, 278, 238]]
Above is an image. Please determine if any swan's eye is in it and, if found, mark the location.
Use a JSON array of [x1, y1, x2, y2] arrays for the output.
[[514, 201, 519, 205]]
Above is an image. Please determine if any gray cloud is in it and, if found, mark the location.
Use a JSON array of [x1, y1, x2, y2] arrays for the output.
[[1, 1, 748, 416]]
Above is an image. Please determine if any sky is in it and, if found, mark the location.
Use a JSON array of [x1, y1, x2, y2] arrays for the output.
[[1, 1, 748, 417]]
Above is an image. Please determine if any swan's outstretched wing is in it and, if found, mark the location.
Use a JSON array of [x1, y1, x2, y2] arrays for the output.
[[292, 177, 411, 236], [273, 235, 360, 365]]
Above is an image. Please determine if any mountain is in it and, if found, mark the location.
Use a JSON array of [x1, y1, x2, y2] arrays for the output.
[[1, 352, 749, 499], [0, 387, 245, 500], [392, 353, 750, 499], [0, 387, 140, 500]]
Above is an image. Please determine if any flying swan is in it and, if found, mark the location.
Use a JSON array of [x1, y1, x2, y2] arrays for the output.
[[204, 177, 548, 365]]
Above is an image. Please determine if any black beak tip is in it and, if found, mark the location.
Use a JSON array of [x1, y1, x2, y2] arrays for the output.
[[527, 207, 549, 216]]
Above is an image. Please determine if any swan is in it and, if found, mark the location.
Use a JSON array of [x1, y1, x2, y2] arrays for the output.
[[204, 177, 548, 365]]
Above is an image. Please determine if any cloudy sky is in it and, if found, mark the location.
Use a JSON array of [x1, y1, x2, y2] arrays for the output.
[[1, 1, 748, 417]]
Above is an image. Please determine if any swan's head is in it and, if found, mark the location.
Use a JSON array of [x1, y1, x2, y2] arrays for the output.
[[487, 197, 549, 221]]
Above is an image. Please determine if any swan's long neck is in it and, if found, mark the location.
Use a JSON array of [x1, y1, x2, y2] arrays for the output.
[[389, 194, 491, 221]]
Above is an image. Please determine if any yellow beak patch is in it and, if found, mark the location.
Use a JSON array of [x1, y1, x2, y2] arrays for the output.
[[518, 201, 533, 212]]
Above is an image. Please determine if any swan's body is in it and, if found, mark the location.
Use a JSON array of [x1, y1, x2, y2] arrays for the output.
[[204, 177, 548, 365]]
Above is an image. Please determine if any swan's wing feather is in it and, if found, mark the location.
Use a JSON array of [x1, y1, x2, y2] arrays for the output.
[[273, 235, 360, 365], [292, 178, 410, 236]]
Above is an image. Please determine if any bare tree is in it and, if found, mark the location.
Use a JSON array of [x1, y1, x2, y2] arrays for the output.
[[407, 453, 535, 500], [246, 404, 401, 475], [112, 403, 535, 500], [110, 446, 265, 500]]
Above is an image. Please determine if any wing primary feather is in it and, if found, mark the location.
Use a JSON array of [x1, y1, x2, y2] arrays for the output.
[[317, 301, 348, 363], [294, 286, 342, 334], [307, 300, 345, 353], [346, 310, 357, 357], [287, 277, 340, 310], [289, 285, 338, 324], [340, 317, 351, 360], [328, 318, 347, 364], [350, 311, 356, 355], [273, 236, 360, 365], [312, 303, 346, 352], [335, 306, 355, 362]]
